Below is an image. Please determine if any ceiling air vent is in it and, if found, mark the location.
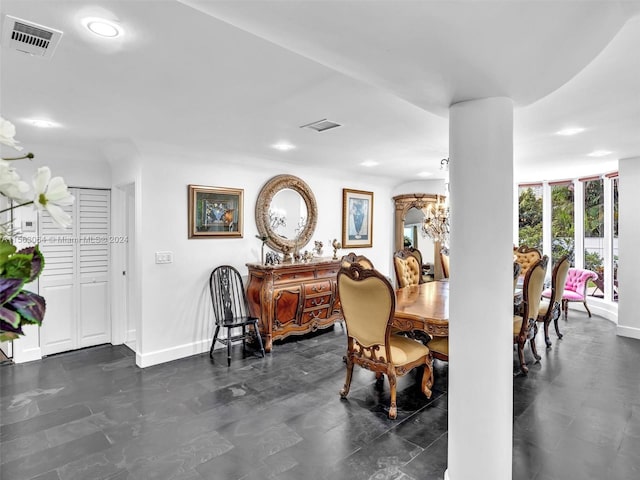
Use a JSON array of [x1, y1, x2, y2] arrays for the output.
[[2, 15, 63, 59], [300, 119, 342, 132]]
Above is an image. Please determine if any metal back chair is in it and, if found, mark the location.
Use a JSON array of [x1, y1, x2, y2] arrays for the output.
[[209, 265, 265, 366]]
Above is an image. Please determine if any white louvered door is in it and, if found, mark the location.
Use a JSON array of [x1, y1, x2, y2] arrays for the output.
[[39, 189, 111, 356]]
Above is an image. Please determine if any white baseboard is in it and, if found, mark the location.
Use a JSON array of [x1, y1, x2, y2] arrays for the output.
[[135, 338, 211, 368], [570, 298, 618, 324], [13, 345, 43, 364], [444, 469, 449, 480], [617, 325, 640, 340]]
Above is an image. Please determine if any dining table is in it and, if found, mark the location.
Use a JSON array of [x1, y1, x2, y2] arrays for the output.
[[393, 280, 449, 338], [393, 280, 523, 338]]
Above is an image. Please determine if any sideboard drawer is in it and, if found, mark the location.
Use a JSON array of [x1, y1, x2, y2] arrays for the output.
[[317, 267, 340, 279], [303, 294, 331, 309], [274, 270, 315, 282], [301, 307, 330, 324], [304, 280, 331, 295]]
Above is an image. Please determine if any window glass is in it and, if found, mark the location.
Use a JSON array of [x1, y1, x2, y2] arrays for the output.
[[518, 186, 543, 251], [584, 179, 604, 298], [551, 183, 575, 266]]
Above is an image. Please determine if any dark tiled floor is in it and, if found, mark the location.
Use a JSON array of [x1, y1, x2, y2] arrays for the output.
[[1, 310, 639, 480]]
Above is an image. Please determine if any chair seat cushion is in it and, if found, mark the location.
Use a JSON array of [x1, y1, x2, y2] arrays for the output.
[[537, 299, 551, 317], [389, 335, 429, 365], [428, 336, 448, 356], [541, 288, 552, 298], [562, 290, 584, 301], [513, 315, 523, 335]]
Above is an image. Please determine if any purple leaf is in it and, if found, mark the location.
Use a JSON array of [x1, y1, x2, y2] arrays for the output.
[[0, 278, 24, 305], [8, 290, 46, 325], [0, 306, 21, 328], [0, 319, 24, 336]]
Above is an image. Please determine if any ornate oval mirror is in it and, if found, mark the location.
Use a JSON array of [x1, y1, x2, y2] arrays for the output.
[[256, 174, 318, 255]]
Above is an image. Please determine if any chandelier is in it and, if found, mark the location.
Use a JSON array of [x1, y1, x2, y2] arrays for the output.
[[421, 158, 450, 248], [421, 195, 449, 248]]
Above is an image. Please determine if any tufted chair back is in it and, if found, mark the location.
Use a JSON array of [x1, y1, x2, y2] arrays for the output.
[[514, 246, 542, 278], [393, 253, 422, 287], [564, 268, 598, 299]]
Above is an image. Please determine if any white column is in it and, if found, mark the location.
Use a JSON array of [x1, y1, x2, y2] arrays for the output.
[[446, 97, 514, 480], [617, 156, 640, 340]]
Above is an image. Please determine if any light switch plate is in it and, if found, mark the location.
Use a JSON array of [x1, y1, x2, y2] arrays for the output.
[[22, 220, 36, 232], [155, 251, 173, 264]]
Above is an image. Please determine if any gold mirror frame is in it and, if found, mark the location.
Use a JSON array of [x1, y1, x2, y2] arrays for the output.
[[256, 174, 318, 255], [393, 193, 446, 279]]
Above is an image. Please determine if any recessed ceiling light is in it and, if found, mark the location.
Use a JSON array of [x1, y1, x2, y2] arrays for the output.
[[28, 119, 59, 128], [82, 17, 122, 38], [360, 160, 378, 167], [556, 127, 585, 136], [272, 142, 295, 151], [587, 150, 613, 157], [417, 171, 433, 178]]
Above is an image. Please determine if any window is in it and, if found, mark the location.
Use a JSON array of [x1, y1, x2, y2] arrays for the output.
[[551, 182, 575, 266], [583, 178, 604, 297], [518, 185, 542, 251]]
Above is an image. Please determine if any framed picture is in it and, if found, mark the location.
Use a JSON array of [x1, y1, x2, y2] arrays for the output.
[[342, 188, 373, 248], [188, 185, 243, 238]]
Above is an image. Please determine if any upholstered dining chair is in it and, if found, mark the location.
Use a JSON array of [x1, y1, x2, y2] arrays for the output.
[[541, 266, 598, 321], [536, 255, 570, 347], [393, 250, 423, 287], [341, 252, 375, 270], [406, 247, 432, 282], [514, 245, 542, 278], [337, 263, 433, 419], [440, 251, 450, 279], [513, 262, 522, 293], [209, 265, 265, 366], [513, 256, 548, 374], [427, 336, 448, 363]]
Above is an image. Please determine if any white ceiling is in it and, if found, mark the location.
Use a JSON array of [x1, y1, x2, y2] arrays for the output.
[[1, 0, 639, 184]]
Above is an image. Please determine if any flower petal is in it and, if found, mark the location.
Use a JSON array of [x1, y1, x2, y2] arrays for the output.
[[45, 204, 72, 228], [32, 167, 51, 197]]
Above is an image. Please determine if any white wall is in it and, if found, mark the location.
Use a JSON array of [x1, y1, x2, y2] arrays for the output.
[[133, 146, 395, 367], [617, 157, 640, 339]]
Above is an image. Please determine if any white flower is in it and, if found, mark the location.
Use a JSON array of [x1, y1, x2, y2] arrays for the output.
[[0, 160, 29, 201], [32, 167, 74, 228], [0, 117, 23, 151]]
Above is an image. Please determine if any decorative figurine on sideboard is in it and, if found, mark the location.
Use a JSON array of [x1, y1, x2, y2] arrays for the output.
[[331, 238, 342, 260], [265, 251, 281, 266], [313, 240, 324, 257]]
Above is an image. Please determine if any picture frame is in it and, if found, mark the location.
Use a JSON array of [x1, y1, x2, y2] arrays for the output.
[[342, 188, 373, 248], [188, 185, 243, 238]]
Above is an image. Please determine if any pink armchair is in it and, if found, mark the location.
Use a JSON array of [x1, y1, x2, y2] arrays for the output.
[[541, 267, 598, 321]]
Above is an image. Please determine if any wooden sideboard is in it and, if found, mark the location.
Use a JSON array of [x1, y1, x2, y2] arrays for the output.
[[246, 258, 343, 352]]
